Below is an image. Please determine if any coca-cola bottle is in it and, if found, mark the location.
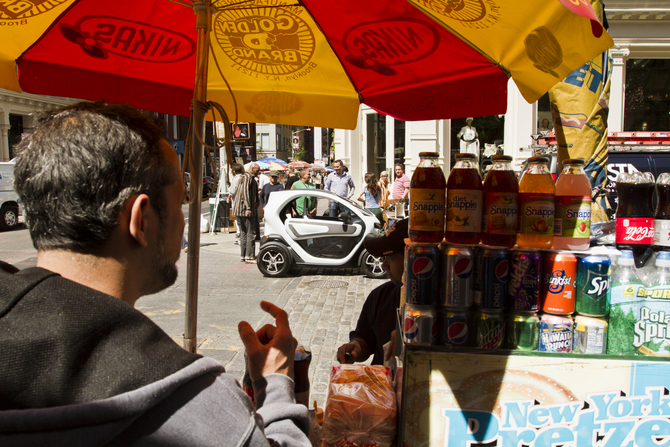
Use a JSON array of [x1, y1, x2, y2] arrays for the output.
[[655, 172, 670, 251], [616, 171, 655, 268]]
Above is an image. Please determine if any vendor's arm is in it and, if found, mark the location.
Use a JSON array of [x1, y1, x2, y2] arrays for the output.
[[384, 329, 396, 362], [337, 337, 371, 364]]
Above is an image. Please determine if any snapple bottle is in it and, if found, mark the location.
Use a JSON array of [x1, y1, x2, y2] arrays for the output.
[[445, 153, 483, 244], [554, 158, 591, 250], [482, 155, 518, 247], [518, 156, 555, 249], [409, 152, 446, 243]]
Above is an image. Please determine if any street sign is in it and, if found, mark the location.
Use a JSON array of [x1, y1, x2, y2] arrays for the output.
[[232, 123, 249, 140], [293, 136, 299, 151]]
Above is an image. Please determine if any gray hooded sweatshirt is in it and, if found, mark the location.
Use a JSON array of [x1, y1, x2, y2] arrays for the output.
[[0, 262, 310, 447]]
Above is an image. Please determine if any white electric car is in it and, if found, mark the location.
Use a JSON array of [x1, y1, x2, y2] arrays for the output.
[[257, 189, 386, 278]]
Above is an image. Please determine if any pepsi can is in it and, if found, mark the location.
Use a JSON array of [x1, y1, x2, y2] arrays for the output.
[[475, 310, 506, 349], [403, 304, 438, 345], [441, 245, 474, 309], [480, 248, 510, 311], [439, 309, 472, 346], [538, 313, 574, 353], [405, 243, 441, 305], [473, 246, 483, 307], [508, 249, 542, 312]]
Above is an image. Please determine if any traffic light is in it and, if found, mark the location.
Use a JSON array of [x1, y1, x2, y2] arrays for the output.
[[232, 122, 249, 140]]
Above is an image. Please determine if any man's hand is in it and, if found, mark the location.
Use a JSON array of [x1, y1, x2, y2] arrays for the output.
[[245, 210, 252, 216], [238, 301, 297, 382], [336, 340, 362, 364]]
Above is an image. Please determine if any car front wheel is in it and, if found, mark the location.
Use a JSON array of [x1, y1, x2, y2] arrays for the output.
[[257, 244, 292, 277], [360, 249, 387, 279], [0, 205, 19, 231]]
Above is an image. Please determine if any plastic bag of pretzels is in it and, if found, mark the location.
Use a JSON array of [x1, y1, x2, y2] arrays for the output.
[[319, 364, 397, 447]]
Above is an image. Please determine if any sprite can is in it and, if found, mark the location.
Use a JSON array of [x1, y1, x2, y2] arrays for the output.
[[475, 310, 506, 349], [575, 254, 611, 317], [506, 312, 539, 351]]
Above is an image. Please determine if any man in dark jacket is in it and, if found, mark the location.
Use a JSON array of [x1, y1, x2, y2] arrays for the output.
[[0, 101, 310, 447], [336, 219, 407, 365]]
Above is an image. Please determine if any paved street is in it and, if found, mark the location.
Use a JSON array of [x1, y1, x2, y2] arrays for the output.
[[0, 213, 386, 408]]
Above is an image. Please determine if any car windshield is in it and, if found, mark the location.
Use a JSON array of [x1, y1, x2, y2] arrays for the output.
[[339, 195, 373, 216]]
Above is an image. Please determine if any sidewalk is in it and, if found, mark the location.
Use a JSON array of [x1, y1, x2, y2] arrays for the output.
[[0, 221, 387, 409], [163, 225, 387, 408]]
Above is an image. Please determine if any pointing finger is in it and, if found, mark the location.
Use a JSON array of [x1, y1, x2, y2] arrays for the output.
[[260, 301, 290, 329]]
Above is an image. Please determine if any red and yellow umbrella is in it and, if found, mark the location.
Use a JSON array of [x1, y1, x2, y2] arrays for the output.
[[0, 0, 613, 351], [1, 0, 612, 130]]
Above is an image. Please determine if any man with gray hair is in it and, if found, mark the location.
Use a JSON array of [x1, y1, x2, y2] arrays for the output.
[[0, 101, 309, 447]]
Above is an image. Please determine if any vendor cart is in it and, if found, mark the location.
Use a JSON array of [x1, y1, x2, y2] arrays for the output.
[[396, 336, 670, 447]]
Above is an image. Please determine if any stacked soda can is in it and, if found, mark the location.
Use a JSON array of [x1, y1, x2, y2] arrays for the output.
[[537, 251, 577, 353], [440, 245, 475, 347], [402, 242, 612, 354], [572, 253, 611, 354], [505, 249, 542, 350], [473, 246, 510, 349], [402, 242, 441, 346]]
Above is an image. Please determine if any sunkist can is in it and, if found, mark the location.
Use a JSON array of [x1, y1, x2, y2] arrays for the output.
[[439, 308, 472, 346], [475, 310, 506, 349], [508, 249, 542, 312], [441, 245, 474, 309], [542, 251, 578, 315], [573, 315, 608, 354], [538, 313, 574, 352], [403, 304, 438, 345], [480, 247, 510, 311], [405, 243, 441, 306], [575, 254, 612, 317], [506, 312, 539, 351]]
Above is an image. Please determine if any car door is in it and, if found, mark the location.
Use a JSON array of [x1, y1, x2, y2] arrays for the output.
[[284, 194, 365, 261]]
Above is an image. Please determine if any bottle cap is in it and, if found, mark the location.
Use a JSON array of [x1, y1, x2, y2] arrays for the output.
[[492, 155, 512, 162], [528, 156, 549, 164], [563, 158, 585, 165], [657, 251, 670, 267], [618, 250, 634, 266], [418, 152, 439, 159], [455, 153, 477, 160]]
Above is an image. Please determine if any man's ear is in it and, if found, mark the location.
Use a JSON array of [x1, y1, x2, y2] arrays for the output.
[[128, 194, 151, 247]]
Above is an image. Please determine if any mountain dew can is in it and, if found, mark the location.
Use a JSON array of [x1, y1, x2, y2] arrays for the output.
[[475, 310, 506, 349], [506, 312, 539, 351]]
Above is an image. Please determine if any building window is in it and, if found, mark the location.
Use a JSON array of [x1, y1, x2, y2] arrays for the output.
[[394, 119, 405, 168], [257, 132, 270, 153], [625, 59, 670, 131], [366, 114, 386, 176]]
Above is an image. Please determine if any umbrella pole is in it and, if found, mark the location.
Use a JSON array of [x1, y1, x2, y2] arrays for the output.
[[184, 1, 211, 354]]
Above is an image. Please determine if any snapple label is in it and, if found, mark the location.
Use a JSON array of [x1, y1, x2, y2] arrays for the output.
[[483, 192, 518, 234], [554, 195, 591, 237], [410, 188, 445, 232], [446, 189, 483, 232], [519, 193, 555, 236]]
